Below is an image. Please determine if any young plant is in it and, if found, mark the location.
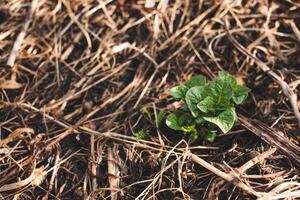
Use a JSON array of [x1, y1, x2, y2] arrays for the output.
[[166, 71, 250, 141]]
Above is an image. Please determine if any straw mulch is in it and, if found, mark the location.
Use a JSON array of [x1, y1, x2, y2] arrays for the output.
[[0, 0, 300, 199]]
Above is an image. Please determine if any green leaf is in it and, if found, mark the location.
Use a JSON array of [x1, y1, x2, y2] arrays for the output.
[[169, 85, 189, 100], [156, 110, 165, 126], [206, 131, 217, 142], [233, 85, 250, 104], [134, 130, 149, 139], [195, 116, 205, 124], [142, 108, 152, 121], [185, 75, 206, 88], [166, 71, 249, 140], [178, 114, 190, 127], [217, 71, 250, 104], [166, 113, 182, 131], [166, 112, 194, 132], [203, 107, 237, 133], [182, 125, 196, 133], [218, 71, 237, 88], [180, 103, 189, 112], [208, 78, 233, 104], [189, 130, 198, 141], [185, 86, 206, 117], [197, 96, 215, 113]]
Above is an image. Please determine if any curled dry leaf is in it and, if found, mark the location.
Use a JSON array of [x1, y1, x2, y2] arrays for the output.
[[0, 167, 46, 192], [0, 128, 34, 146]]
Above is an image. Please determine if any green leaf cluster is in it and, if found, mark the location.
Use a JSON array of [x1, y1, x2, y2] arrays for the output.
[[166, 72, 250, 141]]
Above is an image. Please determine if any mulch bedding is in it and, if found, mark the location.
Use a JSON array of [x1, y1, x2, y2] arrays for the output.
[[0, 0, 300, 199]]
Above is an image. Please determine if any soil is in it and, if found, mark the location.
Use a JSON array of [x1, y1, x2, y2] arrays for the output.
[[0, 0, 300, 199]]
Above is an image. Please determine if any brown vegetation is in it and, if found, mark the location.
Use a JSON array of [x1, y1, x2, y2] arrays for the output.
[[0, 0, 300, 199]]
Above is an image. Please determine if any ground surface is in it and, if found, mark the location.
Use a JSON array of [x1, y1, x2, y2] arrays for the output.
[[0, 0, 300, 199]]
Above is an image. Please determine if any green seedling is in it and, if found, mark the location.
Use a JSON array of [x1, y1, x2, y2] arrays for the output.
[[134, 129, 149, 140], [166, 71, 250, 141]]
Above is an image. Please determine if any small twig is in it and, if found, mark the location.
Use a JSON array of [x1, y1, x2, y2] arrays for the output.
[[41, 151, 60, 200], [0, 156, 33, 186], [235, 148, 276, 174], [91, 134, 97, 192], [7, 0, 39, 68], [107, 145, 120, 200], [49, 151, 60, 191], [190, 152, 265, 197]]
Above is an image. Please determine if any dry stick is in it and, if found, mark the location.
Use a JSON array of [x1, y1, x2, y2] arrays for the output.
[[235, 148, 276, 174], [61, 0, 92, 48], [42, 151, 60, 200], [239, 114, 300, 169], [91, 134, 97, 192], [7, 0, 39, 68], [209, 148, 277, 198], [0, 128, 34, 146], [19, 103, 71, 129], [241, 171, 285, 179], [190, 153, 265, 198], [225, 22, 300, 126], [0, 156, 33, 186], [107, 146, 120, 200]]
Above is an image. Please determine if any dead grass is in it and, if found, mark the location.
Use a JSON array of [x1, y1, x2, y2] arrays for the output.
[[0, 0, 300, 199]]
